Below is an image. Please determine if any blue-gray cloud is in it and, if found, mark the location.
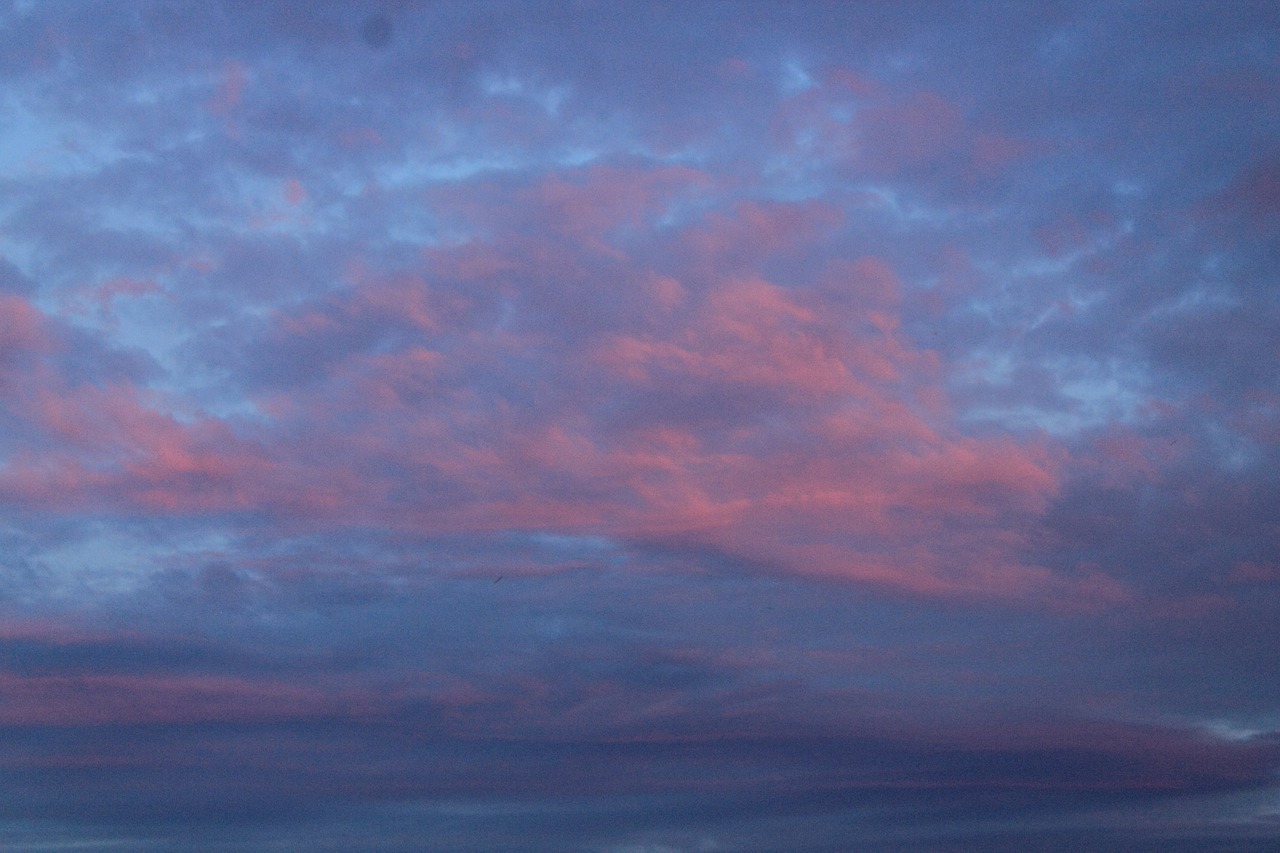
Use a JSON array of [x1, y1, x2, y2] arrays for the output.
[[1, 1, 1278, 850]]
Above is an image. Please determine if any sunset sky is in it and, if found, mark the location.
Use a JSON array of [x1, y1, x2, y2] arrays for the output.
[[1, 1, 1279, 850]]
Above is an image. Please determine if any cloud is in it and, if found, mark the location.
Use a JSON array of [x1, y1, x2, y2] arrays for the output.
[[0, 1, 1278, 850]]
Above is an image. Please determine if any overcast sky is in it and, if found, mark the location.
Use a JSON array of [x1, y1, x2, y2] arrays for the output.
[[1, 1, 1279, 850]]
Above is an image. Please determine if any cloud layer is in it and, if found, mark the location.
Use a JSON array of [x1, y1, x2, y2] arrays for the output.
[[1, 1, 1278, 850]]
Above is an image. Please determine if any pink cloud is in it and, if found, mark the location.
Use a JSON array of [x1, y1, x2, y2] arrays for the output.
[[1229, 560, 1280, 584], [860, 91, 967, 172], [0, 170, 1110, 605], [0, 402, 277, 515], [530, 165, 712, 237], [680, 199, 843, 270], [206, 59, 248, 117], [0, 671, 349, 726], [0, 293, 54, 365], [596, 276, 860, 400], [0, 297, 291, 513], [771, 74, 1035, 185], [427, 165, 714, 253], [283, 178, 307, 206]]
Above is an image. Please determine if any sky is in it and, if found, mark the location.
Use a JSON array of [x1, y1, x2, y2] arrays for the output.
[[0, 0, 1278, 850]]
